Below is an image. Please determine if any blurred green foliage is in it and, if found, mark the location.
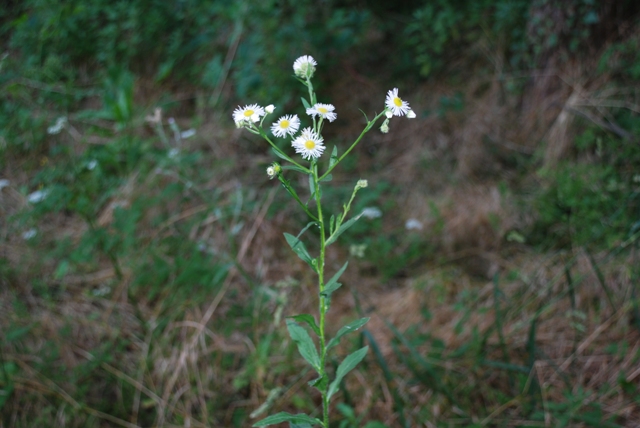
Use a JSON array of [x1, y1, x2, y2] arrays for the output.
[[532, 113, 640, 249]]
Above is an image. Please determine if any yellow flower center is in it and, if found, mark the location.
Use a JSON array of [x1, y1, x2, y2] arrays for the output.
[[393, 97, 403, 107], [318, 107, 328, 114], [305, 140, 316, 150], [280, 119, 290, 128], [243, 109, 254, 117]]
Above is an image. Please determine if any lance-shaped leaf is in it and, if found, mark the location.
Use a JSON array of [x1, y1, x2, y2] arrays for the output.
[[272, 147, 295, 164], [327, 346, 369, 400], [308, 375, 327, 391], [301, 97, 311, 110], [325, 212, 364, 246], [288, 314, 320, 337], [326, 317, 370, 351], [308, 173, 322, 200], [329, 145, 339, 169], [282, 164, 310, 174], [320, 261, 348, 299], [286, 319, 321, 373], [284, 233, 315, 270], [290, 424, 313, 428], [253, 412, 323, 427]]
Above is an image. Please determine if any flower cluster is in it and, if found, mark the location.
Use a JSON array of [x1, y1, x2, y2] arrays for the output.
[[232, 55, 415, 172]]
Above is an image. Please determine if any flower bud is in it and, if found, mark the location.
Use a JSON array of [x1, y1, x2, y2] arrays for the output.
[[265, 104, 275, 114], [266, 162, 281, 179], [380, 119, 390, 134], [407, 109, 416, 119]]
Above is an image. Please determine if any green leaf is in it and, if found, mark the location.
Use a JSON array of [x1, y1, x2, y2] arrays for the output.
[[290, 424, 313, 428], [321, 261, 348, 298], [329, 214, 336, 235], [288, 314, 320, 337], [319, 174, 332, 182], [284, 233, 315, 270], [329, 145, 339, 168], [326, 317, 370, 351], [282, 164, 310, 174], [253, 412, 322, 427], [286, 319, 321, 373], [325, 212, 364, 246], [272, 147, 295, 163], [301, 97, 311, 110], [327, 346, 369, 400], [308, 174, 316, 200], [308, 375, 328, 391]]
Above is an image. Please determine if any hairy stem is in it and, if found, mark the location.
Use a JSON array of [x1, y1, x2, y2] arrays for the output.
[[312, 163, 329, 427]]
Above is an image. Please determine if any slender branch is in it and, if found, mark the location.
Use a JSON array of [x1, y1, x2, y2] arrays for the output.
[[319, 111, 386, 181], [278, 176, 319, 221]]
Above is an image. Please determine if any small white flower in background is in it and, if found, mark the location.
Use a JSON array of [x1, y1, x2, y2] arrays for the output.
[[47, 117, 67, 135], [22, 229, 37, 240], [265, 104, 276, 114], [168, 148, 180, 159], [306, 103, 337, 122], [405, 218, 423, 230], [271, 114, 300, 137], [349, 244, 367, 258], [293, 55, 317, 79], [92, 285, 111, 297], [385, 110, 393, 119], [385, 88, 410, 116], [292, 127, 325, 160], [0, 179, 9, 190], [233, 104, 265, 124], [407, 109, 416, 119], [361, 207, 382, 219], [180, 129, 196, 139], [145, 107, 162, 124], [87, 160, 97, 170], [266, 162, 281, 180], [27, 189, 49, 204], [356, 179, 368, 189]]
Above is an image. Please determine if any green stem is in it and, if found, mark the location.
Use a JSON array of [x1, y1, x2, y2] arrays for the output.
[[319, 111, 386, 181], [312, 162, 329, 428]]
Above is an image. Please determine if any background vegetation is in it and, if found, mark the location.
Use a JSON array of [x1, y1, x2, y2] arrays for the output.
[[2, 0, 640, 426]]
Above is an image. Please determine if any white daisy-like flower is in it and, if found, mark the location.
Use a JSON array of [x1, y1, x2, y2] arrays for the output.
[[293, 55, 317, 78], [306, 103, 337, 122], [292, 127, 325, 160], [271, 114, 300, 137], [232, 104, 265, 124], [385, 88, 410, 116]]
